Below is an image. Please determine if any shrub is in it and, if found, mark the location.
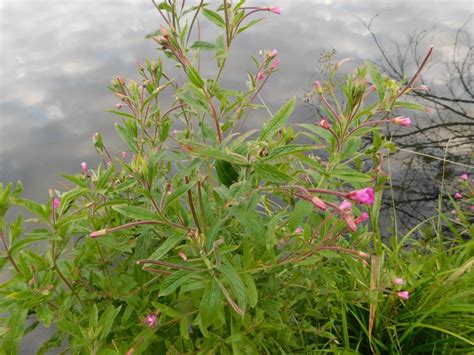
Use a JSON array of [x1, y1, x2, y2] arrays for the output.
[[1, 1, 472, 353]]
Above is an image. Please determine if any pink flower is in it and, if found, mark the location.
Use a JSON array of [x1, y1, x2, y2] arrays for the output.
[[53, 197, 60, 210], [270, 58, 280, 70], [450, 209, 456, 214], [393, 278, 404, 286], [470, 205, 474, 211], [393, 116, 411, 127], [268, 6, 282, 14], [257, 71, 265, 81], [460, 173, 468, 181], [294, 227, 303, 234], [310, 196, 327, 211], [178, 251, 187, 261], [454, 192, 463, 199], [81, 161, 88, 175], [121, 151, 128, 160], [346, 187, 374, 205], [145, 314, 158, 327], [355, 212, 369, 224], [115, 103, 124, 110], [339, 200, 352, 211], [397, 291, 410, 300], [319, 119, 330, 129], [268, 49, 278, 58]]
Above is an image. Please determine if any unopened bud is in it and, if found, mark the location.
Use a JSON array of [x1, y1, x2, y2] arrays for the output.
[[268, 49, 278, 58], [319, 119, 330, 129], [314, 80, 323, 94], [310, 196, 327, 211], [90, 229, 108, 238]]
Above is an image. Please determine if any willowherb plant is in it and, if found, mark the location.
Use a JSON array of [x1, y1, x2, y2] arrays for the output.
[[3, 1, 462, 353]]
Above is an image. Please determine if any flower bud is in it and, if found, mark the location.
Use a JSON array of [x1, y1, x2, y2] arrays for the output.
[[313, 80, 323, 94], [393, 277, 404, 286], [319, 119, 330, 130], [267, 6, 282, 14], [270, 58, 280, 70], [339, 200, 352, 211], [310, 196, 327, 211], [115, 103, 124, 110], [294, 227, 303, 234], [397, 291, 410, 300], [268, 49, 278, 58], [90, 229, 107, 238], [81, 161, 88, 175], [454, 192, 463, 199], [392, 116, 411, 127], [257, 71, 265, 81], [355, 212, 369, 224], [178, 251, 188, 261], [121, 151, 128, 160], [460, 173, 468, 181]]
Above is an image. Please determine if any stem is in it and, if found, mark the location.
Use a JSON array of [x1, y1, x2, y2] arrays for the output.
[[0, 229, 20, 273], [94, 240, 113, 288], [197, 180, 208, 230], [51, 241, 85, 308], [90, 219, 190, 238], [185, 176, 202, 234], [398, 45, 434, 97]]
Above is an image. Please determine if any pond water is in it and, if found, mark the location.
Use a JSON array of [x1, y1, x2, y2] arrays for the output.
[[0, 0, 472, 353]]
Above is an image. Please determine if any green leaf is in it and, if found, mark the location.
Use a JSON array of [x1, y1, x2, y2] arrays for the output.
[[36, 304, 53, 328], [219, 264, 247, 314], [187, 66, 205, 89], [2, 307, 28, 354], [191, 41, 215, 50], [112, 205, 163, 221], [368, 62, 385, 100], [180, 141, 248, 165], [332, 168, 372, 183], [215, 34, 226, 66], [56, 319, 82, 339], [237, 18, 263, 34], [202, 8, 225, 28], [253, 163, 292, 183], [147, 233, 185, 261], [393, 101, 427, 111], [200, 278, 222, 327], [10, 231, 61, 255], [179, 316, 190, 340], [259, 97, 296, 140], [159, 270, 197, 296], [263, 144, 315, 161], [99, 305, 122, 340], [165, 181, 197, 208], [243, 273, 258, 308], [145, 29, 161, 39], [115, 122, 138, 153], [61, 174, 88, 188]]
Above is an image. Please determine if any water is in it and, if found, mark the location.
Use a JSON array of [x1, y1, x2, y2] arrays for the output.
[[0, 0, 472, 353]]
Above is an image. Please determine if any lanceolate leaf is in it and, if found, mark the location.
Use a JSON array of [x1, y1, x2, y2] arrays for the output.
[[112, 205, 163, 221], [259, 97, 296, 141], [200, 278, 222, 327], [147, 233, 186, 261], [219, 264, 247, 315]]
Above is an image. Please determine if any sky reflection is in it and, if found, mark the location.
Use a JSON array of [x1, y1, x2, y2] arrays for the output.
[[1, 1, 471, 202]]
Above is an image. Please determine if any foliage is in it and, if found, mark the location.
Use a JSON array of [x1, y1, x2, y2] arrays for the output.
[[0, 1, 472, 354]]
